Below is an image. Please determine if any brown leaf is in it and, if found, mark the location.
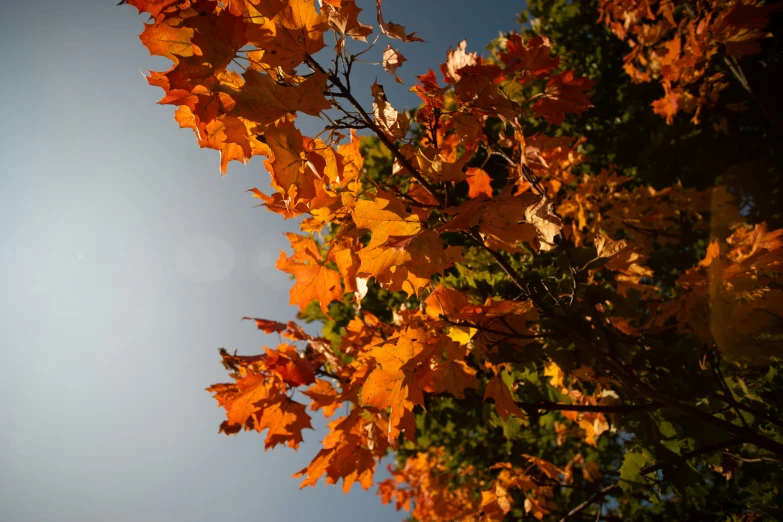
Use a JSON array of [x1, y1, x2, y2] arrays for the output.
[[375, 0, 424, 42], [533, 70, 596, 125], [324, 0, 373, 43], [440, 39, 477, 83], [382, 45, 406, 84], [595, 235, 628, 259], [371, 82, 409, 140]]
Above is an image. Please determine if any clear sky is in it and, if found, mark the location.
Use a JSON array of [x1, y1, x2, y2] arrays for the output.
[[0, 1, 526, 520]]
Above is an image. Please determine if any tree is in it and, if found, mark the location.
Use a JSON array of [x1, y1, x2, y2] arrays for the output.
[[124, 0, 783, 519]]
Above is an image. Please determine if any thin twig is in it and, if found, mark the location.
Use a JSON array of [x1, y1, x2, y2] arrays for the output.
[[559, 484, 619, 522], [640, 438, 745, 475], [305, 55, 445, 206]]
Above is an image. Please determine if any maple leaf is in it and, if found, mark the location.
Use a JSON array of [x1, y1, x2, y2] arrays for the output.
[[263, 120, 318, 203], [253, 396, 313, 450], [242, 316, 289, 334], [324, 0, 373, 44], [465, 167, 493, 199], [214, 69, 330, 126], [276, 232, 343, 314], [533, 70, 596, 125], [484, 373, 525, 421], [262, 344, 316, 387], [248, 187, 306, 218], [440, 39, 478, 84], [651, 82, 692, 125], [424, 285, 469, 320], [480, 487, 513, 520], [595, 234, 628, 259], [328, 443, 377, 491], [500, 33, 559, 80], [140, 17, 199, 61], [699, 240, 721, 268], [415, 145, 473, 183], [360, 230, 458, 297], [360, 328, 432, 443], [245, 0, 329, 71], [185, 0, 249, 70], [356, 235, 413, 279], [411, 69, 449, 109], [335, 130, 364, 185], [398, 230, 459, 279], [122, 0, 181, 21], [523, 195, 563, 251], [352, 192, 423, 248], [382, 45, 406, 84], [371, 82, 410, 141], [445, 191, 543, 248], [375, 0, 424, 42], [327, 239, 360, 293], [139, 0, 250, 103], [302, 378, 342, 417], [472, 194, 540, 253], [207, 373, 273, 428], [201, 115, 270, 173], [454, 68, 518, 120], [714, 2, 781, 59], [523, 454, 565, 481], [419, 340, 479, 399], [294, 410, 381, 492]]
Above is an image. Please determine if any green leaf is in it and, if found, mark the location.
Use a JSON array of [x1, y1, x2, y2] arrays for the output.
[[619, 450, 655, 493]]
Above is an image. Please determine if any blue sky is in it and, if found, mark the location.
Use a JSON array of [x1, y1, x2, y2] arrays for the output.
[[0, 1, 527, 520]]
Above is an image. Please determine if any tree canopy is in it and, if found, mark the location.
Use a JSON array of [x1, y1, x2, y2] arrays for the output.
[[124, 0, 783, 519]]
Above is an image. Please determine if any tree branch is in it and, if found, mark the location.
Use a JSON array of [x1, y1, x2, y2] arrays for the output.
[[558, 484, 619, 522], [304, 55, 445, 206], [640, 438, 745, 475], [526, 401, 656, 414]]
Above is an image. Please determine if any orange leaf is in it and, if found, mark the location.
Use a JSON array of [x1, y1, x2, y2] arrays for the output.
[[253, 397, 313, 450], [263, 120, 318, 203], [484, 373, 525, 421], [215, 69, 330, 126], [353, 192, 423, 248], [140, 17, 199, 61], [361, 328, 431, 443], [424, 285, 469, 320], [245, 0, 329, 71], [276, 233, 343, 314], [699, 240, 721, 267], [421, 340, 479, 399], [242, 316, 288, 334], [302, 379, 342, 417], [465, 167, 493, 198]]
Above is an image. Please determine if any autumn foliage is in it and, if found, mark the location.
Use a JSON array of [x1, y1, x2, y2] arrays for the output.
[[125, 0, 783, 519], [599, 0, 780, 123]]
